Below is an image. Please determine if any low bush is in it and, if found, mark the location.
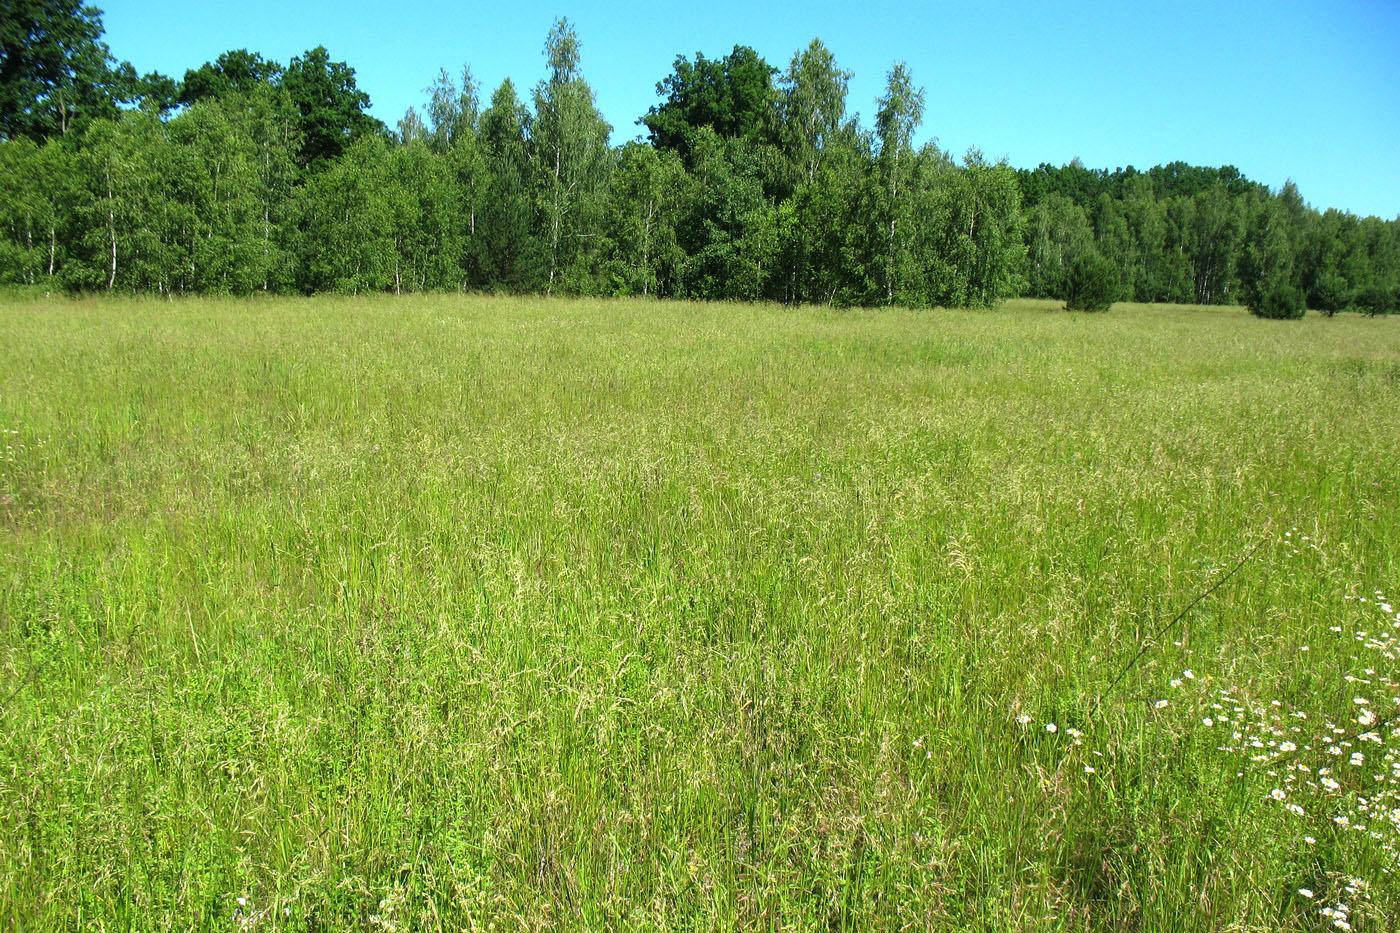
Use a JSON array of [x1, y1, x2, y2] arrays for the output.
[[1354, 284, 1397, 317], [1062, 252, 1118, 313], [1248, 281, 1306, 319]]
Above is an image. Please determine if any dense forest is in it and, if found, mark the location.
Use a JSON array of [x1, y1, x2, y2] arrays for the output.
[[1, 1, 1397, 313]]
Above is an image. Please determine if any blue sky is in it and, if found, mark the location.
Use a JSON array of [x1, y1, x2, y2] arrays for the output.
[[99, 0, 1399, 218]]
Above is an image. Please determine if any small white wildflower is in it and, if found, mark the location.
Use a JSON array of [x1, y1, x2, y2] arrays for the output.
[[1155, 699, 1169, 709], [1184, 670, 1195, 679], [1084, 765, 1096, 773], [1323, 777, 1342, 791], [1299, 888, 1315, 898], [1016, 713, 1031, 725], [1170, 679, 1183, 688], [1305, 835, 1316, 844], [1354, 697, 1370, 705], [1203, 717, 1215, 727], [1046, 723, 1057, 733], [237, 896, 248, 907], [1271, 788, 1287, 801]]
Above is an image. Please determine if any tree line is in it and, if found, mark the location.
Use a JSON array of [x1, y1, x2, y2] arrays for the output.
[[1018, 162, 1398, 316], [1, 2, 1396, 313]]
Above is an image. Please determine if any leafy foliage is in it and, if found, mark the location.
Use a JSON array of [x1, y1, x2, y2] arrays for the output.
[[281, 46, 383, 169], [178, 49, 281, 106], [531, 18, 612, 295], [1025, 194, 1094, 299], [642, 45, 776, 156], [0, 0, 135, 139], [0, 9, 1396, 312]]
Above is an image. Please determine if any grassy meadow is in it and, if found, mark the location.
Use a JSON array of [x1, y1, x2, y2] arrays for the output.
[[1, 294, 1398, 930]]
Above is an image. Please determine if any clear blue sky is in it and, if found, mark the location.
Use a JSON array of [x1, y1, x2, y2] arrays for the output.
[[99, 0, 1399, 219]]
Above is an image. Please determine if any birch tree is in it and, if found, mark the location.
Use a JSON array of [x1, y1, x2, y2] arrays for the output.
[[530, 19, 612, 295], [872, 62, 924, 304]]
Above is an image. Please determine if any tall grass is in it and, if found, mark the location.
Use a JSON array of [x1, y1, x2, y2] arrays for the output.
[[0, 295, 1397, 930]]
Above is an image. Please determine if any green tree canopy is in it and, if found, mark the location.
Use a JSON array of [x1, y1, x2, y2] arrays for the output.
[[281, 46, 383, 169], [179, 49, 282, 106], [0, 0, 136, 139], [531, 18, 612, 295], [642, 45, 777, 157]]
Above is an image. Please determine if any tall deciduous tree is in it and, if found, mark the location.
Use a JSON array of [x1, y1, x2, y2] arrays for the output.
[[478, 78, 537, 290], [603, 142, 686, 296], [0, 137, 76, 284], [674, 126, 770, 300], [0, 0, 136, 140], [75, 110, 169, 290], [386, 138, 463, 291], [642, 45, 777, 158], [179, 49, 282, 106], [530, 18, 612, 295], [1185, 182, 1242, 304], [1023, 194, 1094, 299], [296, 134, 394, 292], [920, 150, 1025, 307], [1237, 184, 1302, 313], [778, 39, 851, 190], [424, 66, 479, 153], [872, 62, 924, 304], [281, 46, 382, 169]]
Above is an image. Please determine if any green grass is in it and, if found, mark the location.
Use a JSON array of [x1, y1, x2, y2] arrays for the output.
[[1, 294, 1398, 930]]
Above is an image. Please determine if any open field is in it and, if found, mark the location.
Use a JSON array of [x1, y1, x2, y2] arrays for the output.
[[1, 295, 1398, 930]]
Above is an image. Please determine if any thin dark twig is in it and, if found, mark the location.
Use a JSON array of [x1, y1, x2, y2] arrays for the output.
[[1090, 534, 1270, 721], [0, 657, 47, 711]]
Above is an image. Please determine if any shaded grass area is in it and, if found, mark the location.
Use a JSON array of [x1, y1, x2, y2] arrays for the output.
[[0, 295, 1398, 930]]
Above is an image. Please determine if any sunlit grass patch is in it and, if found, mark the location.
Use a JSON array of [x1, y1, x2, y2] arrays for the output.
[[0, 294, 1397, 930]]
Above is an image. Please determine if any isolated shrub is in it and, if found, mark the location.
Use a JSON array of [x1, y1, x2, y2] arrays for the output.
[[1354, 284, 1397, 317], [1309, 273, 1349, 317], [1062, 252, 1117, 313], [1248, 281, 1306, 320]]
